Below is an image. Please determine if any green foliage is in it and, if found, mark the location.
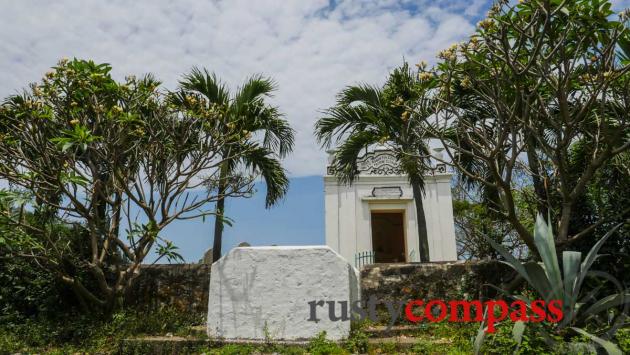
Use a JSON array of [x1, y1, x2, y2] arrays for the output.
[[177, 68, 294, 208], [0, 58, 259, 312], [177, 67, 294, 262], [568, 148, 630, 287], [307, 332, 347, 355], [614, 327, 630, 354], [315, 62, 433, 185], [479, 323, 552, 355], [452, 184, 531, 260], [0, 253, 68, 321], [477, 216, 628, 354], [426, 0, 630, 256], [377, 341, 398, 353], [344, 326, 369, 353], [0, 306, 203, 353], [203, 344, 257, 355], [0, 210, 94, 320]]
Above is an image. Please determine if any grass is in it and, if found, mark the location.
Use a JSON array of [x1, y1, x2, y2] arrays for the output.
[[0, 306, 204, 354], [2, 309, 627, 354]]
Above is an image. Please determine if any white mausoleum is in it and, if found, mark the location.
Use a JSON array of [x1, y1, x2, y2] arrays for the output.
[[324, 148, 457, 265]]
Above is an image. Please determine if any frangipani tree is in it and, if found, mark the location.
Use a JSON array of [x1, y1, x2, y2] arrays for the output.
[[0, 59, 256, 311], [418, 0, 630, 252]]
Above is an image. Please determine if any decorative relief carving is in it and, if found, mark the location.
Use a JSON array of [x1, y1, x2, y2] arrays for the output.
[[326, 150, 449, 176], [356, 151, 403, 175], [435, 163, 447, 174]]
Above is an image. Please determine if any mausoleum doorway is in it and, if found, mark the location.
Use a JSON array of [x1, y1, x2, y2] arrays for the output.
[[370, 211, 406, 263], [324, 147, 458, 264]]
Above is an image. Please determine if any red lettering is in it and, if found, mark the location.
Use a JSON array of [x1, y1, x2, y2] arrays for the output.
[[405, 300, 424, 323], [509, 300, 529, 321], [546, 300, 563, 322], [529, 300, 546, 322], [398, 298, 557, 328], [484, 300, 508, 333], [448, 300, 483, 322], [425, 300, 447, 322]]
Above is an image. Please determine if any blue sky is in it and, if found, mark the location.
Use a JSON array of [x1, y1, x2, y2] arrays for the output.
[[154, 176, 324, 262], [2, 0, 630, 262]]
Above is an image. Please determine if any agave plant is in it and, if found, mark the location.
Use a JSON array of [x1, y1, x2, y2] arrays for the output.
[[475, 215, 629, 355]]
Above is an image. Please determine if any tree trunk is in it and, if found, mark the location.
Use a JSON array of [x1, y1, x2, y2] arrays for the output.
[[212, 181, 227, 263], [411, 181, 430, 262], [525, 134, 548, 218]]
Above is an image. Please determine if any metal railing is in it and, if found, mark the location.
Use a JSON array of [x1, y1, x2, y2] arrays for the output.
[[355, 250, 375, 268]]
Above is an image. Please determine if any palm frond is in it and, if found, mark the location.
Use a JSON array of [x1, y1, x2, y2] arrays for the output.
[[179, 67, 229, 105], [315, 105, 374, 148], [337, 84, 383, 108], [241, 145, 289, 208], [234, 74, 276, 108], [332, 130, 380, 184], [259, 114, 295, 158]]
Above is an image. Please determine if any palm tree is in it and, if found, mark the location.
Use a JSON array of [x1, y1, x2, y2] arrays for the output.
[[315, 63, 433, 262], [178, 68, 294, 262]]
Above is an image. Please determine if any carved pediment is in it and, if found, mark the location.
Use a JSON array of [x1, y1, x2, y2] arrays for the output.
[[326, 149, 448, 176], [356, 150, 402, 175]]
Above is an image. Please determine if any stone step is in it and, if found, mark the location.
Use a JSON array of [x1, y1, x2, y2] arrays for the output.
[[119, 334, 436, 354], [184, 325, 423, 338], [187, 325, 206, 337], [364, 325, 422, 337], [120, 337, 309, 354]]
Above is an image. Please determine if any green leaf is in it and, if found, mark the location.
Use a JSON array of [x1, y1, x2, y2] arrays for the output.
[[575, 224, 621, 298], [217, 214, 234, 227], [581, 292, 630, 319], [562, 251, 582, 320], [559, 7, 570, 16], [482, 234, 532, 286], [512, 321, 526, 347], [523, 262, 554, 302], [533, 215, 562, 299], [473, 324, 488, 355], [571, 327, 622, 355]]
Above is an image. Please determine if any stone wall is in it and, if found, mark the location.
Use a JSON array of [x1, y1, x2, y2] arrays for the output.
[[125, 261, 513, 315], [361, 261, 513, 302], [125, 264, 211, 314]]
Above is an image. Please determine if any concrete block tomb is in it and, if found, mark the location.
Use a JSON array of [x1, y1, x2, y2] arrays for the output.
[[207, 246, 360, 341]]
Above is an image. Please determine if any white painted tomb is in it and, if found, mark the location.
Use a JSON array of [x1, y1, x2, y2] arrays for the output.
[[324, 147, 457, 265], [207, 246, 360, 341]]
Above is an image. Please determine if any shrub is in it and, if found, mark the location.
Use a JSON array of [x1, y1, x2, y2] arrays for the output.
[[0, 306, 202, 353], [344, 327, 369, 353], [614, 328, 630, 354], [476, 216, 628, 354], [307, 332, 347, 355]]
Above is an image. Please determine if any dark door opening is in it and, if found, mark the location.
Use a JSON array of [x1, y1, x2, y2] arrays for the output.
[[371, 211, 406, 263]]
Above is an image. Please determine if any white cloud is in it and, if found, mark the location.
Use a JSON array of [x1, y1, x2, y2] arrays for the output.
[[0, 0, 489, 176]]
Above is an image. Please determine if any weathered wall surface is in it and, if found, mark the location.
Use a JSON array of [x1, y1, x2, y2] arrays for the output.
[[207, 246, 360, 341], [125, 264, 211, 314], [125, 261, 512, 316], [361, 261, 512, 302]]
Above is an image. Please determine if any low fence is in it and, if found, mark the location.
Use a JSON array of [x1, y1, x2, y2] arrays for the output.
[[125, 260, 512, 316], [355, 251, 375, 268], [360, 260, 512, 301], [124, 263, 211, 314]]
